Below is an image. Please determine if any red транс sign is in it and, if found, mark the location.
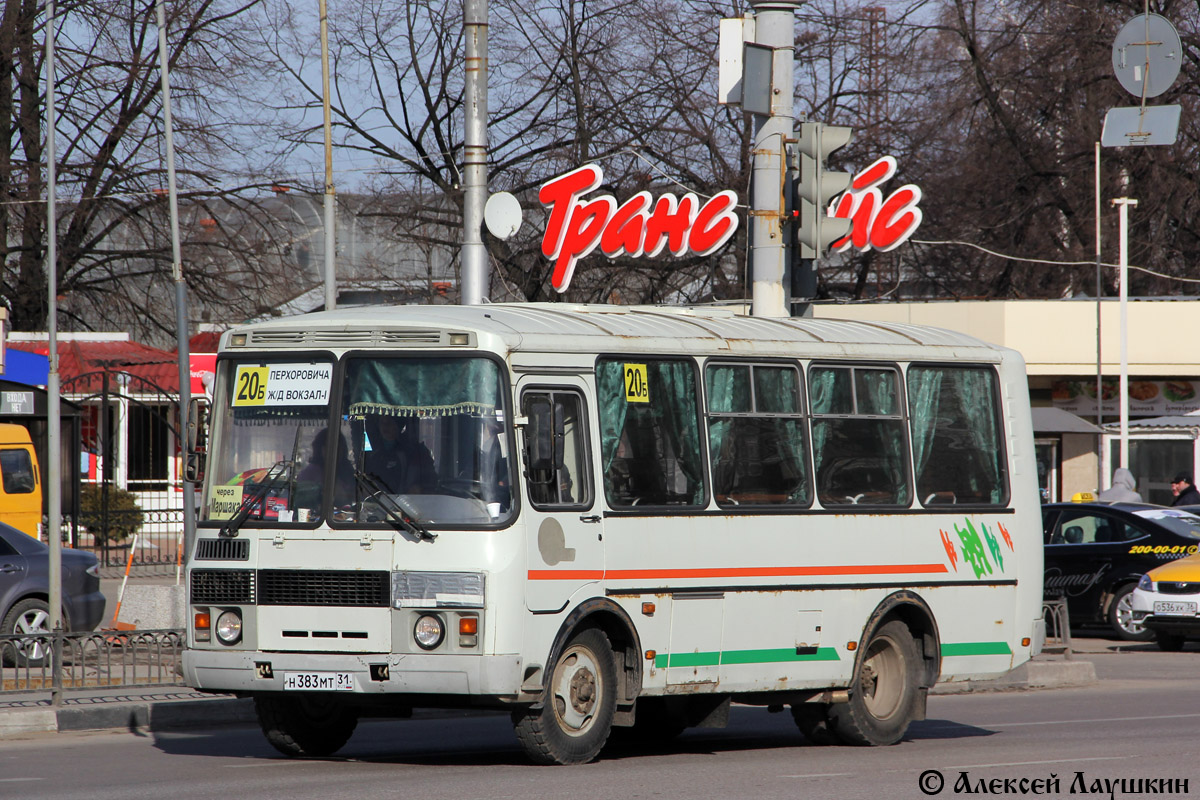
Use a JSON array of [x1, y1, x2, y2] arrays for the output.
[[539, 164, 739, 293]]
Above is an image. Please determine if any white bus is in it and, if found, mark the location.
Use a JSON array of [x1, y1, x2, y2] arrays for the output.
[[183, 303, 1044, 765]]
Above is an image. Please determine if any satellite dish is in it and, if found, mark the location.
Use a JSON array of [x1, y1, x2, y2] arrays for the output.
[[484, 192, 523, 240], [1112, 14, 1181, 99]]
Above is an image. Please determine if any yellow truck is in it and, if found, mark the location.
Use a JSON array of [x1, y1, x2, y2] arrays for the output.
[[0, 423, 42, 538]]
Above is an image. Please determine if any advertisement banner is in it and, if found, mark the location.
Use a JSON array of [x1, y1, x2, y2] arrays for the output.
[[1051, 378, 1200, 416]]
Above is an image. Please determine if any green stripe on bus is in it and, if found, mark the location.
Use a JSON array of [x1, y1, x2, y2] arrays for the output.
[[940, 642, 1013, 657], [654, 647, 842, 669]]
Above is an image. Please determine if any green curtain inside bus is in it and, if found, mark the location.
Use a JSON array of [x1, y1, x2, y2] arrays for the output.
[[344, 357, 502, 418]]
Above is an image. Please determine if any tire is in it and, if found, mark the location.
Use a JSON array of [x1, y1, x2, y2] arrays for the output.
[[1108, 584, 1154, 641], [1155, 631, 1186, 652], [826, 619, 921, 746], [513, 628, 617, 765], [790, 703, 838, 746], [2, 598, 52, 668], [254, 695, 359, 758]]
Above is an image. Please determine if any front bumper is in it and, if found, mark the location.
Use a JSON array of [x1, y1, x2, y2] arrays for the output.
[[184, 648, 523, 698], [1131, 587, 1200, 637]]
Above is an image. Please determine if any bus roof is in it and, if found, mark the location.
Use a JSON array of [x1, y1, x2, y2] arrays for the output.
[[224, 303, 1011, 361]]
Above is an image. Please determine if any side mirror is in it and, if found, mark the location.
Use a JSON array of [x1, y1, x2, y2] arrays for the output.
[[184, 398, 208, 483]]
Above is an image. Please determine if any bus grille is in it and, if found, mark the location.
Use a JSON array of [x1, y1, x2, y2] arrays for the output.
[[258, 569, 390, 607], [194, 538, 250, 561], [191, 569, 256, 604]]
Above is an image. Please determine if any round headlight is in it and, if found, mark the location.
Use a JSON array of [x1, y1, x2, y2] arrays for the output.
[[215, 610, 243, 645], [414, 614, 444, 650]]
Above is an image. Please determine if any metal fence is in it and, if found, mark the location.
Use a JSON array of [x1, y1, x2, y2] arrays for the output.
[[0, 629, 185, 698]]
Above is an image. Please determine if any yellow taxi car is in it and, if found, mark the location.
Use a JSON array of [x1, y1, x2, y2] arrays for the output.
[[1131, 554, 1200, 651]]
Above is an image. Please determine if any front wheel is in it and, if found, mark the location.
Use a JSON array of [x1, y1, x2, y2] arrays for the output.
[[827, 619, 922, 746], [255, 695, 359, 757], [513, 628, 617, 765], [1108, 584, 1154, 641]]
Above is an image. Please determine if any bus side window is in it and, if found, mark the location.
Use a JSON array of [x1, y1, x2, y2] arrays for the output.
[[521, 390, 590, 509], [908, 365, 1009, 507], [810, 365, 912, 508], [706, 362, 811, 507], [596, 358, 705, 508]]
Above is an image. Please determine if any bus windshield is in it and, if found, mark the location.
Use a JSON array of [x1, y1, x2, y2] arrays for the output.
[[202, 358, 338, 527], [339, 355, 511, 528], [200, 354, 513, 530]]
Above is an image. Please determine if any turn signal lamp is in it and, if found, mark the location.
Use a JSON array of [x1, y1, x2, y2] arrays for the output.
[[194, 610, 211, 642], [458, 615, 479, 648], [846, 641, 857, 651]]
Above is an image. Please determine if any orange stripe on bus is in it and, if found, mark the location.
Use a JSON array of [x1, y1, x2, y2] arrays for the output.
[[527, 564, 949, 581]]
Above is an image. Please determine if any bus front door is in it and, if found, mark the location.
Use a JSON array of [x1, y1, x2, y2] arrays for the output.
[[518, 381, 603, 613]]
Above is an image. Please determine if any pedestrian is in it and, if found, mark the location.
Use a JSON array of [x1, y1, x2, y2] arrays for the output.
[[1096, 467, 1142, 503], [1170, 471, 1200, 507]]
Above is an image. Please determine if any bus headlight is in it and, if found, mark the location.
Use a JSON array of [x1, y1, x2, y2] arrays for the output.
[[215, 610, 243, 645], [414, 614, 445, 650]]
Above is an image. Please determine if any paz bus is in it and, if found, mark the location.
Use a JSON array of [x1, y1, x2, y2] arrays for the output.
[[182, 303, 1044, 765]]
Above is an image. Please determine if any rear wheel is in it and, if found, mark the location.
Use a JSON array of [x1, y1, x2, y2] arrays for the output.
[[513, 628, 617, 765], [790, 703, 838, 746], [1155, 631, 1186, 652], [255, 695, 359, 757], [1108, 584, 1154, 641], [827, 620, 921, 746]]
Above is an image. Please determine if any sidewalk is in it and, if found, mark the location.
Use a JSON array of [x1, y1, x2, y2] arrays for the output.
[[0, 650, 1096, 740]]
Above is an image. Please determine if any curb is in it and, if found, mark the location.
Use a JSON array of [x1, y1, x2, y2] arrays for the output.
[[931, 658, 1098, 695]]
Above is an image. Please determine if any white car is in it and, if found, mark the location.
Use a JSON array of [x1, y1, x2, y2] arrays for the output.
[[1131, 553, 1200, 651]]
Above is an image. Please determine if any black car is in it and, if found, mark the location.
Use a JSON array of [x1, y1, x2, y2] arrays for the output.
[[0, 521, 106, 666], [1042, 502, 1200, 640]]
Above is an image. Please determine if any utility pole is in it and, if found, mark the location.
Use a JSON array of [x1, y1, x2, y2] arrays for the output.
[[155, 0, 195, 562], [1112, 197, 1137, 470], [45, 0, 63, 705], [748, 0, 798, 318], [318, 0, 337, 311], [461, 0, 489, 304]]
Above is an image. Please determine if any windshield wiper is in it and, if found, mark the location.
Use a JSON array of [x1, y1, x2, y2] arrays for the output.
[[219, 429, 302, 539], [353, 468, 436, 541], [219, 460, 289, 538]]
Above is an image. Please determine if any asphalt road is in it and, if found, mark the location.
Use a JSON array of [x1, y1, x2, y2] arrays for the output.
[[4, 639, 1198, 800]]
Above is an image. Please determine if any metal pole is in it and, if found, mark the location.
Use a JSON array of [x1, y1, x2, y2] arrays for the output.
[[749, 0, 798, 318], [45, 0, 63, 706], [1112, 197, 1137, 470], [155, 0, 195, 564], [461, 0, 489, 305], [319, 0, 337, 311], [1094, 142, 1103, 487]]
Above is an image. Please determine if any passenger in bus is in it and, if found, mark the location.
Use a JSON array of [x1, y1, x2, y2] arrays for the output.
[[296, 427, 354, 512], [365, 415, 438, 494], [477, 417, 510, 509]]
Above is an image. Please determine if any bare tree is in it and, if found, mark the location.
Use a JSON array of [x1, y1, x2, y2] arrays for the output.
[[1, 0, 304, 345]]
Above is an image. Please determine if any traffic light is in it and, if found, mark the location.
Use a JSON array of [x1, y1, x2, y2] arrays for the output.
[[795, 122, 853, 259]]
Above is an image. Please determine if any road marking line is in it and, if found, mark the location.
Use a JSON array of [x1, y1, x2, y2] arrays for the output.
[[984, 713, 1200, 728], [779, 773, 854, 779], [0, 778, 44, 783], [945, 757, 1132, 769]]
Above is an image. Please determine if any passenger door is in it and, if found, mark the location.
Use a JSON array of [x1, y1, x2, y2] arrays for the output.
[[518, 380, 602, 612]]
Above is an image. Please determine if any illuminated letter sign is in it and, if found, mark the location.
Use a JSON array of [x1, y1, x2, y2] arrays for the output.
[[539, 164, 739, 293], [828, 156, 923, 253]]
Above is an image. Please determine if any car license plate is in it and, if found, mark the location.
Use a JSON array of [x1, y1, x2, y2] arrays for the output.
[[1153, 601, 1197, 617], [283, 672, 354, 691]]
